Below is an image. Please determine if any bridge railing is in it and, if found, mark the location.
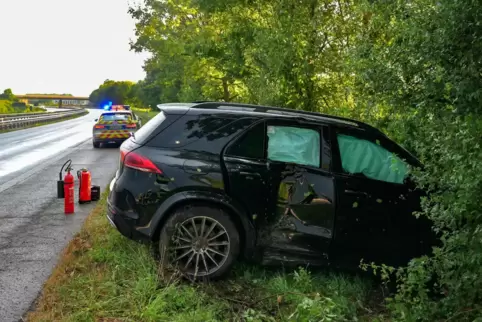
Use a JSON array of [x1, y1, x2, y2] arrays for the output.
[[0, 109, 86, 131]]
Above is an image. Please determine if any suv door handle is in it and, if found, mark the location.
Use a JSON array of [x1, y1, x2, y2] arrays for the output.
[[344, 189, 368, 197], [240, 171, 261, 177]]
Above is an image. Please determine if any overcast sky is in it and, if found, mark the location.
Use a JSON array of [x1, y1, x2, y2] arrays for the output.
[[0, 0, 149, 96]]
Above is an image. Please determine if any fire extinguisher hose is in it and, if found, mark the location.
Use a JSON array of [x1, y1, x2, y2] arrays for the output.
[[59, 159, 72, 180], [77, 170, 82, 192]]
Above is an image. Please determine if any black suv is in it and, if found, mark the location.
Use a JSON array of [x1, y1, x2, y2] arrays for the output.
[[107, 102, 435, 279]]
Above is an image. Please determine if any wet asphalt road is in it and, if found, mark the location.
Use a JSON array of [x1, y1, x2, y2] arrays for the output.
[[0, 109, 120, 322]]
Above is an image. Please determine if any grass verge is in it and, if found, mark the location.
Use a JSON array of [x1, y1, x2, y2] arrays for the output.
[[0, 111, 88, 134], [133, 108, 159, 125], [27, 188, 388, 322]]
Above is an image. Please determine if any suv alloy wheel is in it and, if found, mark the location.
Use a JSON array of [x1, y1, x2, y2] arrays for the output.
[[158, 204, 240, 280]]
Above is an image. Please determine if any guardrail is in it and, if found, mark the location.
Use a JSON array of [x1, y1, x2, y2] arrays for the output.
[[0, 109, 87, 131]]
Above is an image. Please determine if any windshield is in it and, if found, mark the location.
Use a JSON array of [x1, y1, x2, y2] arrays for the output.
[[99, 113, 131, 122]]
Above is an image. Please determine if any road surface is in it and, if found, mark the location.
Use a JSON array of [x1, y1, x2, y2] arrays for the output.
[[0, 109, 120, 322]]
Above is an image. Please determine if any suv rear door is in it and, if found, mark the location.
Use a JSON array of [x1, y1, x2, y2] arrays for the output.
[[223, 121, 271, 239], [223, 119, 336, 265]]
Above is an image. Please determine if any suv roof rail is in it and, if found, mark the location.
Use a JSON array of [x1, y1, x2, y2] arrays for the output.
[[191, 101, 382, 133]]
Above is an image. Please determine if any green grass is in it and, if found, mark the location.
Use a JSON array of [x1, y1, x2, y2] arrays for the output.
[[28, 190, 388, 322]]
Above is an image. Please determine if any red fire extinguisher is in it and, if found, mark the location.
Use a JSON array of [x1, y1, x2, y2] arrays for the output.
[[64, 167, 75, 214], [77, 168, 92, 204], [57, 159, 72, 199]]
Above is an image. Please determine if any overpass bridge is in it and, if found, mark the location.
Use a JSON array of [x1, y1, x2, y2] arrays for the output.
[[15, 94, 91, 108]]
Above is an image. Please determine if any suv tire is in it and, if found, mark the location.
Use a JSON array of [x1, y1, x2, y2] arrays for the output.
[[158, 204, 240, 280], [93, 141, 100, 148]]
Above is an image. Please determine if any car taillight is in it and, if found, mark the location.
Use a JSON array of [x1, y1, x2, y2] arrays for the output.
[[120, 149, 127, 163], [123, 151, 162, 174], [94, 125, 105, 129]]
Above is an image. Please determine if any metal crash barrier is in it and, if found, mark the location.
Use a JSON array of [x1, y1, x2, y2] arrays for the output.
[[0, 109, 86, 131]]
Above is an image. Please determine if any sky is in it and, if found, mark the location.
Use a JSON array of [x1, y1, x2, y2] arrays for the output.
[[0, 0, 149, 96]]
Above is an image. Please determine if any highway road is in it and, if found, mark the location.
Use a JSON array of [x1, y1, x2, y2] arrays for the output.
[[0, 109, 120, 322]]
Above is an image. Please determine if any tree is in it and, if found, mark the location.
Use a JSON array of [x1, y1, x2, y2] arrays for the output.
[[0, 88, 15, 101], [130, 0, 361, 112], [89, 80, 136, 107], [129, 0, 257, 103]]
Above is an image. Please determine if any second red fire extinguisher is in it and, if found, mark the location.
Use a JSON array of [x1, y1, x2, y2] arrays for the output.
[[77, 168, 92, 204], [64, 167, 75, 214]]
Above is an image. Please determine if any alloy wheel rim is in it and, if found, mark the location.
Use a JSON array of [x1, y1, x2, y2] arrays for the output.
[[168, 216, 230, 277]]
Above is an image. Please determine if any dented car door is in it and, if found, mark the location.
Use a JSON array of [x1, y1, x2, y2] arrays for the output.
[[259, 123, 336, 266]]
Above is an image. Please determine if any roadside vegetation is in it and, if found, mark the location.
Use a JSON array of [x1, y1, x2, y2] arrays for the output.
[[0, 88, 46, 114], [28, 191, 387, 322], [133, 106, 158, 124], [49, 0, 482, 320]]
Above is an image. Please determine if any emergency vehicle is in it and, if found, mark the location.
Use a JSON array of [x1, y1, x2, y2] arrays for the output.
[[92, 110, 139, 148]]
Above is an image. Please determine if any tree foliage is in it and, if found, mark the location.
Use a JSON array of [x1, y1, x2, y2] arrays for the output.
[[129, 0, 362, 110], [0, 99, 14, 114], [352, 1, 482, 320], [0, 89, 16, 113], [89, 80, 137, 107], [0, 88, 15, 101], [129, 0, 482, 320]]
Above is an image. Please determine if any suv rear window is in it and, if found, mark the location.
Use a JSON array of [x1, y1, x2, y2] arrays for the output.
[[132, 111, 166, 144], [146, 114, 240, 149]]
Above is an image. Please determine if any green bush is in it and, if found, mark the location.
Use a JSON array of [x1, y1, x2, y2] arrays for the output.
[[0, 99, 14, 113], [352, 0, 482, 320], [381, 116, 482, 321]]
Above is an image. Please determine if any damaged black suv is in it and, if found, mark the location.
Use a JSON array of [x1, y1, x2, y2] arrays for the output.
[[107, 102, 435, 279]]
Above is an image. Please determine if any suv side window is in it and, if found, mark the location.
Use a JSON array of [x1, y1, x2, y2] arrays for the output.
[[267, 125, 320, 168], [225, 121, 265, 160], [335, 130, 409, 184]]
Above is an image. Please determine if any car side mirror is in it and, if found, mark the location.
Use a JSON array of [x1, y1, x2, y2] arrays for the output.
[[94, 118, 98, 122]]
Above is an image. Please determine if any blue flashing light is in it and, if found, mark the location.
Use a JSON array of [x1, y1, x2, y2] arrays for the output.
[[103, 105, 110, 110]]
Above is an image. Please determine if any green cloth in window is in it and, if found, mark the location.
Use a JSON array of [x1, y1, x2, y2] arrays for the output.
[[337, 134, 408, 184], [267, 126, 320, 167]]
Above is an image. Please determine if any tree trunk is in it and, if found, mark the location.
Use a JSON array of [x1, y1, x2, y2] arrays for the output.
[[222, 77, 230, 101]]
